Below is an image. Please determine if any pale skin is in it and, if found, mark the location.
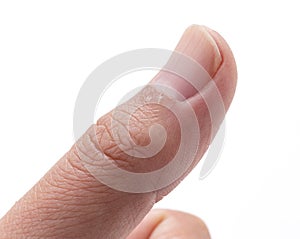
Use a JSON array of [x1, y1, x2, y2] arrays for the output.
[[0, 25, 237, 238]]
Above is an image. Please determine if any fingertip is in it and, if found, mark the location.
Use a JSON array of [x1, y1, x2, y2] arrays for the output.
[[204, 26, 238, 110], [127, 209, 211, 239]]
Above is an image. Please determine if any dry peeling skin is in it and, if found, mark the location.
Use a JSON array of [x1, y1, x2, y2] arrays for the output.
[[75, 84, 204, 193]]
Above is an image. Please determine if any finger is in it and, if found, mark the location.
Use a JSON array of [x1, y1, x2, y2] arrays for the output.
[[127, 209, 210, 239], [0, 25, 237, 239]]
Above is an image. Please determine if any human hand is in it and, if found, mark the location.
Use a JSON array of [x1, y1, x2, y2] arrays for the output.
[[0, 25, 237, 239]]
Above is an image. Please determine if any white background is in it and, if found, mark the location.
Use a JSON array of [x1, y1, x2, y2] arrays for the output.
[[0, 1, 300, 238]]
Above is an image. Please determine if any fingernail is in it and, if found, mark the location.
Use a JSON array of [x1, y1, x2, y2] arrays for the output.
[[153, 25, 222, 100]]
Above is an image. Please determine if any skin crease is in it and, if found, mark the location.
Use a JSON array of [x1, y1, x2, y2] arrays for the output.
[[0, 25, 237, 239]]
